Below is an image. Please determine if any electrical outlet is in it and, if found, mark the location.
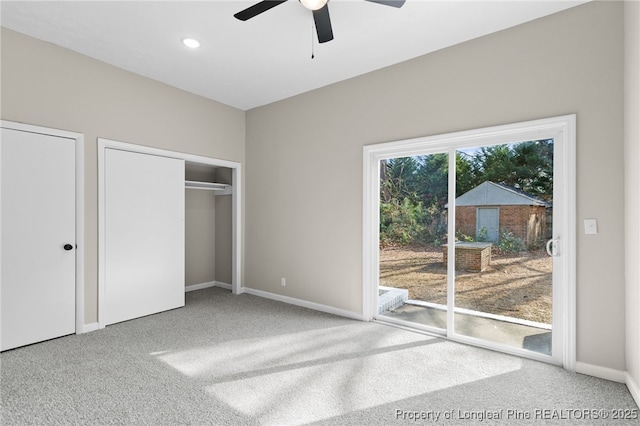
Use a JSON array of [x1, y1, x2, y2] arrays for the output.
[[281, 277, 286, 287]]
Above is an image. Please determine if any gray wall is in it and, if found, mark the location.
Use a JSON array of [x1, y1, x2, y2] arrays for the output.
[[0, 27, 245, 323], [185, 190, 216, 286], [215, 195, 233, 285], [245, 2, 627, 371], [624, 0, 640, 398]]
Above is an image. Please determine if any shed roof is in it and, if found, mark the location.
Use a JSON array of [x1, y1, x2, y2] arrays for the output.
[[452, 181, 550, 207]]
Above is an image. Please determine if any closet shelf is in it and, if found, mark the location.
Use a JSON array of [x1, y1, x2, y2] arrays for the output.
[[185, 180, 230, 191]]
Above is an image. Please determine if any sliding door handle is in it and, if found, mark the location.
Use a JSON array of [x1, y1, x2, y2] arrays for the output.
[[546, 239, 559, 257]]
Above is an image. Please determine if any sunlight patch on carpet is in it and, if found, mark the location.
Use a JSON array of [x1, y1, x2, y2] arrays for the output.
[[204, 340, 522, 425], [152, 321, 522, 425], [153, 323, 430, 379]]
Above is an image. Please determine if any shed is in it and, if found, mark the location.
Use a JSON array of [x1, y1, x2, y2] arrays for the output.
[[452, 181, 550, 248]]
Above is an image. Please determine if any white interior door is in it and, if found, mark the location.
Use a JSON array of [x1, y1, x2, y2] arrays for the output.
[[105, 149, 185, 325], [1, 128, 76, 351]]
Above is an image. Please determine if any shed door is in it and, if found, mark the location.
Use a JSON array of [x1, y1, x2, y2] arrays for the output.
[[476, 207, 499, 242]]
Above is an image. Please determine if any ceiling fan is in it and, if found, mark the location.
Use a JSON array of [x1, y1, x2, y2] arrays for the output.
[[234, 0, 406, 44]]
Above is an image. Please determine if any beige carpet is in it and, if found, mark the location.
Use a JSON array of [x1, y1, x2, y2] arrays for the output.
[[1, 287, 637, 425]]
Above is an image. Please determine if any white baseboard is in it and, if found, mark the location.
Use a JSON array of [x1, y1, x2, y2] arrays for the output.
[[575, 361, 627, 383], [185, 281, 216, 292], [241, 287, 364, 321], [81, 322, 100, 334], [185, 281, 232, 292], [627, 373, 640, 407], [214, 281, 232, 291]]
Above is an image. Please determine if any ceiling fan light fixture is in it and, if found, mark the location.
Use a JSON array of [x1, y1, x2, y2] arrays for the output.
[[181, 37, 200, 49], [299, 0, 328, 11]]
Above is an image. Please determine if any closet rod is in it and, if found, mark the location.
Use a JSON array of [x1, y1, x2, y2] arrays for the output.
[[185, 180, 229, 191]]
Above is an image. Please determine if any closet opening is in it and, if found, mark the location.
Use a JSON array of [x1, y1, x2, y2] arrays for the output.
[[97, 138, 242, 329], [185, 163, 234, 294]]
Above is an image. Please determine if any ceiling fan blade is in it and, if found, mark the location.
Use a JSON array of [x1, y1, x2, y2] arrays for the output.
[[364, 0, 406, 7], [313, 5, 334, 43], [234, 0, 288, 21]]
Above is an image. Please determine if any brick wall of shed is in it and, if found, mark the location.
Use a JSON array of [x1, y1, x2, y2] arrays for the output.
[[455, 205, 547, 248]]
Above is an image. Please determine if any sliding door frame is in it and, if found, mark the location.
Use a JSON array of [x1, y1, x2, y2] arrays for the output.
[[363, 115, 576, 371]]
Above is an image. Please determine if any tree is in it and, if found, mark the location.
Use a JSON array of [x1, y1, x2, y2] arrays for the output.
[[463, 139, 554, 201], [380, 156, 429, 246], [510, 139, 553, 201], [455, 151, 475, 196], [415, 153, 448, 209], [380, 157, 419, 203]]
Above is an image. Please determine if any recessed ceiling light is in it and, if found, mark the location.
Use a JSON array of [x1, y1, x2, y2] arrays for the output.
[[181, 37, 200, 49]]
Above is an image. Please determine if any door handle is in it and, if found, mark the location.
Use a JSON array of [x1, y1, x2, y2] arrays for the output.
[[63, 244, 74, 251], [546, 239, 559, 257]]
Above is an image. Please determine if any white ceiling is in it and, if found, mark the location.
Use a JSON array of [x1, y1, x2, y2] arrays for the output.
[[1, 0, 588, 111]]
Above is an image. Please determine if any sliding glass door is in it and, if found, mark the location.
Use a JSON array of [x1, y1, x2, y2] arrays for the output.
[[366, 116, 575, 367]]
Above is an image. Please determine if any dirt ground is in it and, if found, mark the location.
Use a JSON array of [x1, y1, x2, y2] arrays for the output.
[[379, 245, 552, 324]]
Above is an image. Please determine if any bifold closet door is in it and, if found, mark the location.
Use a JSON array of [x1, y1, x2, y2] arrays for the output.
[[1, 128, 76, 351], [105, 149, 185, 325]]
